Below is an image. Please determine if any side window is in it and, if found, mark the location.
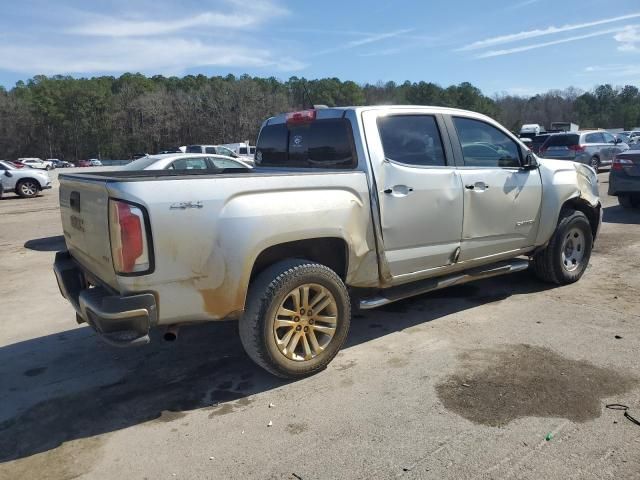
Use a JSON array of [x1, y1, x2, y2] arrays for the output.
[[170, 157, 208, 170], [585, 133, 604, 143], [239, 147, 248, 155], [377, 115, 447, 167], [209, 157, 242, 169], [216, 147, 236, 157], [602, 132, 616, 144], [205, 147, 216, 154], [186, 145, 202, 153], [453, 117, 521, 168]]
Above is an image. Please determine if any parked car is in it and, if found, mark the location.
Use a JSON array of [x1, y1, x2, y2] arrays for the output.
[[609, 151, 640, 208], [186, 144, 241, 158], [18, 158, 54, 170], [120, 153, 252, 171], [614, 133, 632, 145], [519, 123, 542, 139], [50, 159, 74, 168], [0, 160, 52, 198], [531, 134, 552, 155], [539, 130, 628, 170], [8, 161, 26, 168], [54, 106, 601, 378], [550, 122, 579, 132], [88, 159, 103, 166]]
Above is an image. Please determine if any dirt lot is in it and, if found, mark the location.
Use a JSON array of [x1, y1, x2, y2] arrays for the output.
[[1, 169, 639, 480]]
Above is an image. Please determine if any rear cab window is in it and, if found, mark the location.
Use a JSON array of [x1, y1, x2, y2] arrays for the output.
[[256, 118, 356, 169]]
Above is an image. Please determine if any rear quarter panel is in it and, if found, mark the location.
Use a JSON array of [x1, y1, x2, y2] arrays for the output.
[[112, 171, 377, 324]]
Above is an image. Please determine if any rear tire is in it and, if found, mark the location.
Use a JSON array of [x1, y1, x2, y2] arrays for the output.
[[531, 209, 593, 285], [239, 259, 351, 379], [589, 156, 600, 172], [16, 179, 39, 198]]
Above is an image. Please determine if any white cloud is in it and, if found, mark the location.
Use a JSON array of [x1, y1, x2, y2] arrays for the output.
[[458, 12, 640, 51], [583, 64, 640, 77], [476, 26, 630, 58], [312, 29, 414, 56], [614, 25, 640, 51], [0, 37, 306, 74], [67, 0, 288, 37]]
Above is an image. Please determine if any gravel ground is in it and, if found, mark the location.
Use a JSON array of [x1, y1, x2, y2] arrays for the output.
[[0, 168, 639, 480]]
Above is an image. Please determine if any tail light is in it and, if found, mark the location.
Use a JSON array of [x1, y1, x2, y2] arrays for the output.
[[612, 155, 634, 171], [286, 109, 316, 125], [109, 199, 151, 275], [568, 145, 586, 152]]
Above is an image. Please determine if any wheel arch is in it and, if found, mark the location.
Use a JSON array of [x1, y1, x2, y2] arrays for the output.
[[249, 237, 349, 283], [560, 197, 601, 240]]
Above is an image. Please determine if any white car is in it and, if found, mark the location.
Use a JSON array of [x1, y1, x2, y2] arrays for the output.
[[18, 158, 54, 170], [120, 153, 252, 171], [0, 160, 52, 198]]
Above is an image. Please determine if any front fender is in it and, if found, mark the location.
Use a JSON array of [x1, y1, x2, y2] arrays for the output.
[[535, 159, 600, 246]]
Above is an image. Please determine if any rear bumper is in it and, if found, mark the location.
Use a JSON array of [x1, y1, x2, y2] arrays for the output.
[[53, 250, 156, 346], [609, 173, 640, 195]]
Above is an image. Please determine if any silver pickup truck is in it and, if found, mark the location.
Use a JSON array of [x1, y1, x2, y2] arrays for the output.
[[54, 106, 601, 378]]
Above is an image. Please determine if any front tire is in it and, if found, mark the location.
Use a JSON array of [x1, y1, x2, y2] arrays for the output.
[[239, 259, 351, 379], [531, 209, 593, 285], [16, 179, 39, 198]]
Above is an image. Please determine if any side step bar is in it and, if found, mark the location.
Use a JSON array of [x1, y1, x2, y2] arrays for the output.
[[359, 258, 530, 310]]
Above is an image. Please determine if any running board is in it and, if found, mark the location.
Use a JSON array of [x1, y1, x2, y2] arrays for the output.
[[359, 258, 530, 310]]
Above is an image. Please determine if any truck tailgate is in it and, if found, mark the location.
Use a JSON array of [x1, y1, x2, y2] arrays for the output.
[[59, 176, 118, 288]]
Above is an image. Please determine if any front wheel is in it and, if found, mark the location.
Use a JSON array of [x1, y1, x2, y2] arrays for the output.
[[239, 259, 351, 379], [16, 180, 39, 198], [589, 156, 600, 172], [531, 209, 593, 285]]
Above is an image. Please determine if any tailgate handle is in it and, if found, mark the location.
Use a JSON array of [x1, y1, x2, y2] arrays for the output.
[[70, 191, 81, 212]]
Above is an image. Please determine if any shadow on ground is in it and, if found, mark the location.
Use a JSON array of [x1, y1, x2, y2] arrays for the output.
[[24, 235, 66, 252], [602, 204, 640, 225], [0, 270, 555, 463]]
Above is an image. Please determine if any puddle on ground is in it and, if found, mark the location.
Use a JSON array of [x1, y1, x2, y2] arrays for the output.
[[436, 344, 637, 427]]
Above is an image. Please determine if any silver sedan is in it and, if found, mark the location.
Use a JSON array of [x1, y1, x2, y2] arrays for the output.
[[120, 153, 252, 171]]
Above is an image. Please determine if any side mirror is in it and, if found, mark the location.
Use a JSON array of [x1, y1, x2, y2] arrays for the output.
[[614, 138, 622, 145], [4, 170, 12, 177], [522, 152, 538, 170]]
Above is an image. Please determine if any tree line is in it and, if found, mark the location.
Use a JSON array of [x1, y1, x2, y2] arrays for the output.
[[1, 73, 639, 161]]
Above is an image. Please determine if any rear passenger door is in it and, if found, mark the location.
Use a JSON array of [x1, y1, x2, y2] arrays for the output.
[[362, 111, 464, 278], [446, 115, 542, 261]]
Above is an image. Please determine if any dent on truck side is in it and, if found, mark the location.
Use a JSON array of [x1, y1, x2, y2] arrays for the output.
[[116, 174, 378, 325], [534, 159, 600, 246]]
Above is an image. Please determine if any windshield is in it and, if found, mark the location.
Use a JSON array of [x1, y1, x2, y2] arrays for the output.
[[121, 156, 159, 170], [0, 161, 16, 170]]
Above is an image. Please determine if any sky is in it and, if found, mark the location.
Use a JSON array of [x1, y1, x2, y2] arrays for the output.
[[1, 0, 640, 95]]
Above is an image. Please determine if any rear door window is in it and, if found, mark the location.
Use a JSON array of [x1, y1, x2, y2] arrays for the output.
[[186, 145, 203, 153], [377, 115, 446, 167], [453, 117, 521, 168], [204, 147, 217, 154], [585, 133, 605, 144], [169, 157, 208, 170], [256, 119, 356, 169], [545, 134, 579, 147]]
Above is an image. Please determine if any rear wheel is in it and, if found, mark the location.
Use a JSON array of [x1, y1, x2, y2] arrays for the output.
[[16, 179, 39, 198], [531, 209, 593, 285], [589, 156, 600, 171], [239, 259, 351, 378]]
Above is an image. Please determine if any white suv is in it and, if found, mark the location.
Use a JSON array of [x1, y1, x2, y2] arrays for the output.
[[18, 158, 54, 170]]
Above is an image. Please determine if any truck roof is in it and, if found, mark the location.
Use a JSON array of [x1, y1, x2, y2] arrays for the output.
[[264, 105, 498, 125]]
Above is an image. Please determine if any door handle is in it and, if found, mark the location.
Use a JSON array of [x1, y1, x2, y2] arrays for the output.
[[466, 182, 489, 191], [383, 185, 413, 196]]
